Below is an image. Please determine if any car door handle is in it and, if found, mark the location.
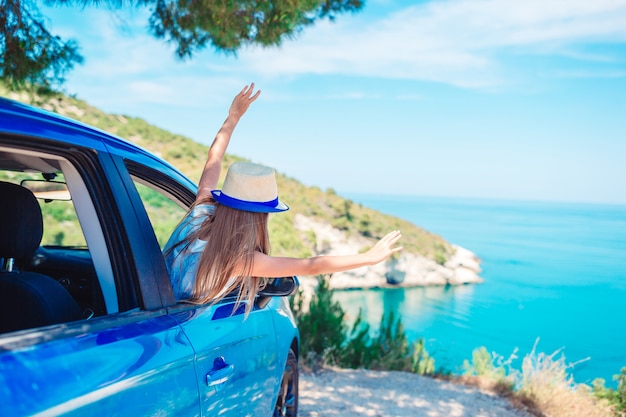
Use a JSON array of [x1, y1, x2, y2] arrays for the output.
[[206, 357, 235, 387]]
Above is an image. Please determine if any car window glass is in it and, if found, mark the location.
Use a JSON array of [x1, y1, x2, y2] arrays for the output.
[[0, 172, 87, 247], [131, 180, 188, 249]]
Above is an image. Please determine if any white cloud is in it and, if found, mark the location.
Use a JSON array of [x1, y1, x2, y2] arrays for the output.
[[235, 0, 626, 87], [43, 8, 251, 109]]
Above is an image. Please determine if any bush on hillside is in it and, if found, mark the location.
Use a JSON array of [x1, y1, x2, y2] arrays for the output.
[[290, 277, 346, 368]]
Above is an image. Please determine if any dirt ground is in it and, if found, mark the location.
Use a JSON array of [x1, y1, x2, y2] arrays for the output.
[[299, 368, 533, 417]]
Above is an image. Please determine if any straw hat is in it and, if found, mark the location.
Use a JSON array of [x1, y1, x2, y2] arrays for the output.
[[211, 162, 289, 213]]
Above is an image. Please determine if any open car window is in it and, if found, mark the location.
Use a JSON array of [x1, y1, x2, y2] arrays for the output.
[[20, 172, 88, 248], [131, 180, 188, 249]]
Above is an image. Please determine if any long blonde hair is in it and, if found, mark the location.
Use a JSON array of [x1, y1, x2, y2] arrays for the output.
[[170, 199, 270, 313]]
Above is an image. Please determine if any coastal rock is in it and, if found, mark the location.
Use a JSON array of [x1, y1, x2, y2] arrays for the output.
[[293, 214, 483, 292]]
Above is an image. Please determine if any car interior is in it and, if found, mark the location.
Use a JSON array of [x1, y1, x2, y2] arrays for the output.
[[0, 146, 112, 334]]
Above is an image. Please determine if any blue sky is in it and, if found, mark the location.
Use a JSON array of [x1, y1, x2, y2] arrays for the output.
[[41, 0, 626, 204]]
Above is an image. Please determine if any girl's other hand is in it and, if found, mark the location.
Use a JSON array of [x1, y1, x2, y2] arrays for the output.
[[366, 230, 403, 265]]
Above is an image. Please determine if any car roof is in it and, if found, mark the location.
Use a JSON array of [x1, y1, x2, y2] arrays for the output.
[[0, 97, 196, 191]]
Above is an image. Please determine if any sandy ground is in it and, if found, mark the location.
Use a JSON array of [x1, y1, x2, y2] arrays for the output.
[[299, 368, 533, 417]]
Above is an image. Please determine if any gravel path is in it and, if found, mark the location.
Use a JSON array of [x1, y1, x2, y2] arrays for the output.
[[299, 368, 533, 417]]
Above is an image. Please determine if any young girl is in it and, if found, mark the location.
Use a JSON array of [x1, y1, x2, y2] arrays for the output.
[[164, 83, 402, 311]]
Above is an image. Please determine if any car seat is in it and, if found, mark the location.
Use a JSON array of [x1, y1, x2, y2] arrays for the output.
[[0, 181, 82, 333]]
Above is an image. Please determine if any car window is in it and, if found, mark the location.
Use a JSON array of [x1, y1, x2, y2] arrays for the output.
[[132, 180, 188, 249], [0, 172, 85, 247], [22, 172, 88, 248], [0, 145, 117, 326], [124, 163, 195, 303]]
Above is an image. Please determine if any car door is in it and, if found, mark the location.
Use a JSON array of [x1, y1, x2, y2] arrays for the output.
[[171, 301, 281, 416], [0, 130, 201, 416], [0, 312, 200, 416], [120, 160, 282, 416]]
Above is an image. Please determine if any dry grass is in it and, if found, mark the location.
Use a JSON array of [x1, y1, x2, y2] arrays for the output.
[[453, 374, 516, 397], [454, 341, 618, 417], [455, 372, 615, 417], [511, 344, 615, 417], [517, 386, 614, 417]]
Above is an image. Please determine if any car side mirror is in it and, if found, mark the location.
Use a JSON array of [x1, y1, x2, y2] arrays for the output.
[[256, 276, 300, 309]]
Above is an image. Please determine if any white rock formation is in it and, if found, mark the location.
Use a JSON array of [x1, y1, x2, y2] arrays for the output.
[[293, 214, 483, 292]]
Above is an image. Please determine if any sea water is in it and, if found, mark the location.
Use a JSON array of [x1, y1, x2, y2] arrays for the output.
[[335, 194, 626, 386]]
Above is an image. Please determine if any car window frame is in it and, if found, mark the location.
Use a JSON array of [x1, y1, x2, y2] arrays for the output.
[[0, 131, 183, 308], [0, 134, 166, 347], [124, 159, 197, 209], [94, 152, 177, 310], [108, 154, 200, 309], [0, 133, 149, 304]]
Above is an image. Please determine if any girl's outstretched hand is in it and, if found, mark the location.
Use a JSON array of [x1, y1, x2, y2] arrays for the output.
[[229, 83, 261, 120], [366, 230, 403, 265]]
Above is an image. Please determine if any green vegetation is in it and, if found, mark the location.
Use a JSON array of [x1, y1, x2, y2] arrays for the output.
[[0, 170, 87, 247], [593, 368, 626, 416], [134, 182, 188, 248], [290, 277, 346, 366], [291, 277, 435, 376], [462, 345, 516, 389]]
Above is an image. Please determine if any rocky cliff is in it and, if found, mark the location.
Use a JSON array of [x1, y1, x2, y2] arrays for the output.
[[294, 214, 483, 293]]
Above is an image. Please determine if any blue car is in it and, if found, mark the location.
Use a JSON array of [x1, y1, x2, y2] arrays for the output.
[[0, 98, 300, 416]]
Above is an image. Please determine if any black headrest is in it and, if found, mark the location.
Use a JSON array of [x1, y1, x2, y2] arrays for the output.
[[0, 181, 43, 261]]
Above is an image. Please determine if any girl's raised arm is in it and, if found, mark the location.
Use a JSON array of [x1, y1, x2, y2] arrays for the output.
[[196, 84, 261, 202]]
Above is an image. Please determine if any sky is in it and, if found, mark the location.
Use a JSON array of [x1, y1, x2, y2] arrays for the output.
[[40, 0, 626, 205]]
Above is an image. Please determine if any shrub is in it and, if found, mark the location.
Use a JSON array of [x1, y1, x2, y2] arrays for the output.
[[592, 367, 626, 416], [462, 346, 516, 382], [411, 338, 436, 375], [458, 346, 516, 396], [337, 310, 411, 371], [292, 279, 622, 417], [290, 276, 345, 368], [433, 243, 448, 265], [367, 311, 412, 371], [292, 277, 435, 376], [455, 341, 619, 416], [334, 309, 371, 368]]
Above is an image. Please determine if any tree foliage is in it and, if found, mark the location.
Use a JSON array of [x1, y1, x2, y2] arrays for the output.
[[0, 0, 83, 90], [140, 0, 364, 58], [1, 0, 363, 89]]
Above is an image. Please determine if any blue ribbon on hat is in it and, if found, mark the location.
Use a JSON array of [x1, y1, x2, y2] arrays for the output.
[[211, 190, 288, 213]]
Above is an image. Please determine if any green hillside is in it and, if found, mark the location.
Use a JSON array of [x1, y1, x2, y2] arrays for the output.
[[1, 87, 453, 263]]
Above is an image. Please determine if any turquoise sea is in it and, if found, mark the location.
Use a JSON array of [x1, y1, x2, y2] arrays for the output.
[[336, 194, 626, 386]]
